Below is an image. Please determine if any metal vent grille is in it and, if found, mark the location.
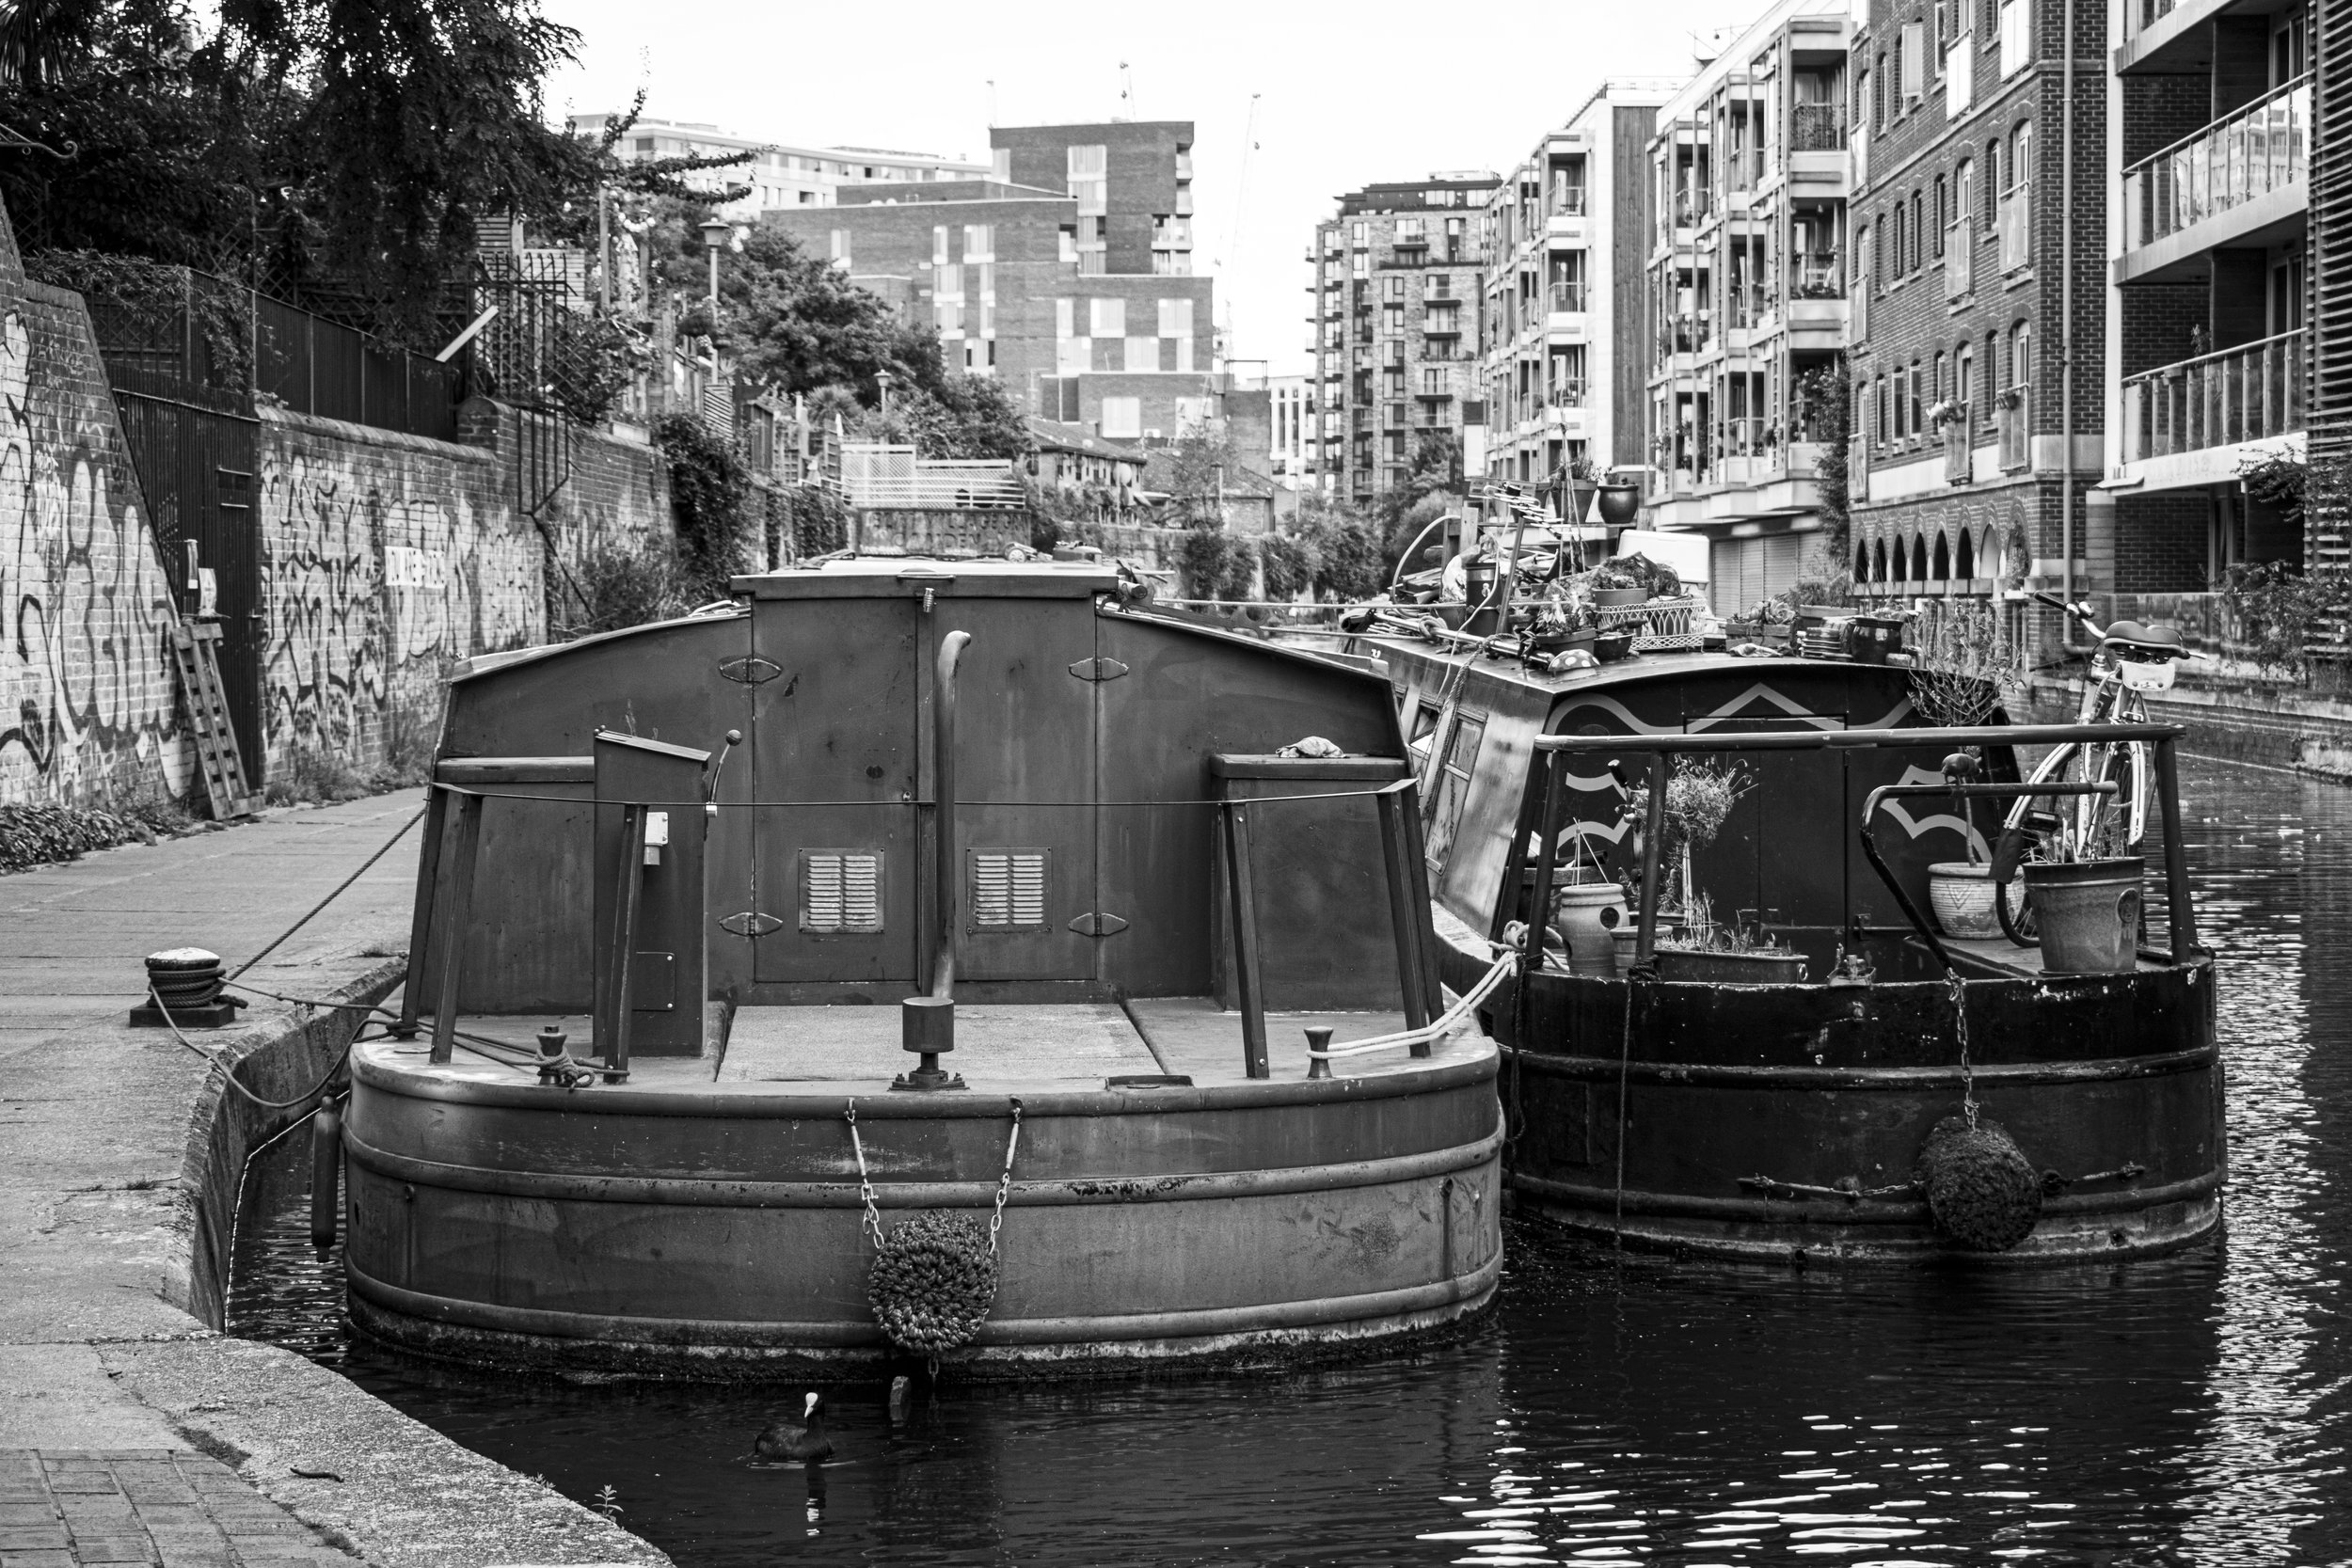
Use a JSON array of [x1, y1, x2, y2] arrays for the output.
[[800, 850, 883, 933], [969, 849, 1048, 929]]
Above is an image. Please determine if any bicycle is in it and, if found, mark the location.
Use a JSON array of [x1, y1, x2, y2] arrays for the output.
[[1989, 591, 2200, 946]]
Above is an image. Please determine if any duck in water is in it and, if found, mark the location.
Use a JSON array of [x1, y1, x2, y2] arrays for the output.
[[755, 1391, 832, 1464]]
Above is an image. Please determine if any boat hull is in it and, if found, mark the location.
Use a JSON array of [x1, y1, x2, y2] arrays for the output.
[[1450, 944, 2224, 1265], [342, 1044, 1503, 1377]]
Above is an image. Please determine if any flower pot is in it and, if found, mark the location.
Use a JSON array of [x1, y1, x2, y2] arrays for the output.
[[1850, 615, 1904, 664], [1655, 946, 1810, 985], [1596, 484, 1642, 526], [2021, 857, 2143, 974], [1928, 862, 2002, 940], [1550, 882, 1628, 975], [1594, 586, 1646, 608], [1594, 631, 1635, 662], [1569, 483, 1598, 525]]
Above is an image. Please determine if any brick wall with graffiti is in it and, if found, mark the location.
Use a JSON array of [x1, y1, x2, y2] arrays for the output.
[[0, 201, 188, 809]]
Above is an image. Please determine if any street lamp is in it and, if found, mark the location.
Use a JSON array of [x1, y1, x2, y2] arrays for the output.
[[698, 217, 732, 309]]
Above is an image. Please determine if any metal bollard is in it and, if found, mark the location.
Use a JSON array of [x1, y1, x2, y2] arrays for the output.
[[1304, 1025, 1334, 1080], [309, 1100, 342, 1248]]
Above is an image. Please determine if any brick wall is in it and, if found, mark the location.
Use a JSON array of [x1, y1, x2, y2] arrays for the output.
[[0, 198, 187, 808], [2112, 490, 2209, 591]]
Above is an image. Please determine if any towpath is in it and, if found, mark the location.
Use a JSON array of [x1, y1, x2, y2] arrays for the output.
[[0, 790, 669, 1568]]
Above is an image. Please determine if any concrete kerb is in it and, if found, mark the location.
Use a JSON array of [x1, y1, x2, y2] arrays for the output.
[[1, 800, 675, 1568]]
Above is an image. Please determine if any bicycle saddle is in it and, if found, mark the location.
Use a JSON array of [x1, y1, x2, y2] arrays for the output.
[[2103, 620, 2187, 659]]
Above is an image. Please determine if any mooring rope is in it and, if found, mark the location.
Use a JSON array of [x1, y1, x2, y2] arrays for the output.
[[1306, 950, 1515, 1061]]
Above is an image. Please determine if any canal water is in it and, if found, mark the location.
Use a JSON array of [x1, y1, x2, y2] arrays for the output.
[[228, 757, 2352, 1566]]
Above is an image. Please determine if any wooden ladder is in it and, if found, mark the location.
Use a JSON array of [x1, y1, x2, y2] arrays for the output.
[[171, 623, 260, 819]]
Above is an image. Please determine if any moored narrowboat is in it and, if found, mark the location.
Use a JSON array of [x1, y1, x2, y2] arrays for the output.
[[1355, 631, 2221, 1264], [343, 557, 1502, 1376]]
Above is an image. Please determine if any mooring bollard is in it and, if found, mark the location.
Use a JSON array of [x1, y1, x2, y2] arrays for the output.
[[1304, 1025, 1334, 1080], [310, 1099, 342, 1248]]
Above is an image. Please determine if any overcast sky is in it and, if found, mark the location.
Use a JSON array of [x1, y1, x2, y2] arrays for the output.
[[540, 0, 1767, 380]]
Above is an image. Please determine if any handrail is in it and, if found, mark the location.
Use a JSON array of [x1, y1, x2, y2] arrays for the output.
[[2122, 71, 2308, 176], [931, 629, 971, 999], [1534, 721, 2185, 753], [2120, 325, 2306, 386], [1861, 781, 2117, 975]]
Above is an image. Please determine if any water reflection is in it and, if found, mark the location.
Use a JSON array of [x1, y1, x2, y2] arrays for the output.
[[228, 759, 2352, 1566]]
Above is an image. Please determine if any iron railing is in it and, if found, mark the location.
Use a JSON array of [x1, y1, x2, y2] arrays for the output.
[[2121, 328, 2306, 465], [1548, 280, 1589, 313], [2122, 77, 2309, 249], [1791, 103, 1847, 151]]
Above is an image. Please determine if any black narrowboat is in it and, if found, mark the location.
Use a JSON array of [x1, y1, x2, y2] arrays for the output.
[[1359, 636, 2221, 1263]]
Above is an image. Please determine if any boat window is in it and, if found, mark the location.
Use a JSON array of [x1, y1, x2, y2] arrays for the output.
[[1422, 713, 1486, 873], [1404, 698, 1443, 774], [969, 849, 1050, 930], [802, 850, 884, 933]]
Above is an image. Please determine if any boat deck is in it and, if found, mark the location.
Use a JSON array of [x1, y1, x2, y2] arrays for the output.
[[396, 1000, 1486, 1095], [1918, 936, 2174, 981]]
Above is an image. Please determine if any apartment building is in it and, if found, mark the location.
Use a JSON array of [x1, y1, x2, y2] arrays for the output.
[[1308, 174, 1501, 507], [1845, 0, 2105, 639], [2103, 0, 2311, 579], [1478, 84, 1681, 504], [765, 122, 1218, 438], [991, 121, 1199, 276], [1641, 3, 1851, 612], [1264, 374, 1311, 484], [568, 115, 988, 216]]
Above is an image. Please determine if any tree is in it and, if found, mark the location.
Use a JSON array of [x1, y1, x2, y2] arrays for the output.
[[1797, 359, 1851, 556], [1160, 427, 1243, 529], [0, 0, 596, 341]]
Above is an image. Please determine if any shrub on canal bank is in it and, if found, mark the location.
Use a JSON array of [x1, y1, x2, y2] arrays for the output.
[[1, 800, 194, 874]]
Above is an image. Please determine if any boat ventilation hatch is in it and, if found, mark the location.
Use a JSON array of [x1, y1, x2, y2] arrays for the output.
[[802, 850, 883, 933], [970, 849, 1049, 929]]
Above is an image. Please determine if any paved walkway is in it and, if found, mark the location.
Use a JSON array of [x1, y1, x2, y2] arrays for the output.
[[1, 1449, 352, 1568], [0, 792, 668, 1568]]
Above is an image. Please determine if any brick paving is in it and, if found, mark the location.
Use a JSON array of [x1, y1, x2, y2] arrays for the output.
[[0, 1452, 351, 1568]]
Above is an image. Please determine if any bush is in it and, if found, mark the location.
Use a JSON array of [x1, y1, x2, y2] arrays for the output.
[[784, 483, 850, 558], [1176, 531, 1254, 602], [0, 802, 186, 874], [654, 413, 749, 597], [564, 536, 693, 637], [1259, 533, 1317, 601], [2221, 561, 2352, 679]]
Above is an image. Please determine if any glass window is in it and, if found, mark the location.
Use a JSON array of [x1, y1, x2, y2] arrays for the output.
[[1422, 713, 1487, 873]]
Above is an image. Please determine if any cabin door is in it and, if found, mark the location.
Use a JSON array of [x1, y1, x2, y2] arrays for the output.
[[934, 600, 1099, 982], [750, 597, 923, 986]]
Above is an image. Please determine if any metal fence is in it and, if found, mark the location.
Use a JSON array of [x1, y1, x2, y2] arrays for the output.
[[2122, 78, 2309, 250]]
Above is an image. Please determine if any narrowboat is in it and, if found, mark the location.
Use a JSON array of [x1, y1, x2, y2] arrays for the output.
[[342, 558, 1502, 1376], [1352, 630, 2221, 1264]]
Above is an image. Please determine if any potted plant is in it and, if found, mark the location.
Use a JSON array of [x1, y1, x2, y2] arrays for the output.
[[1655, 896, 1810, 984], [1908, 600, 2022, 934], [1527, 584, 1597, 653], [1616, 759, 1764, 968], [1596, 475, 1643, 527], [1589, 559, 1648, 608], [1566, 454, 1604, 527]]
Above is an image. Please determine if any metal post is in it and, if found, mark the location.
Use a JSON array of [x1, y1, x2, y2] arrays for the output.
[[393, 783, 450, 1039], [605, 802, 646, 1079], [931, 630, 971, 1000], [1516, 752, 1565, 1050], [2153, 736, 2198, 958], [1633, 751, 1669, 965], [1397, 781, 1445, 1009], [426, 789, 484, 1065], [1374, 782, 1432, 1034], [1221, 801, 1271, 1080]]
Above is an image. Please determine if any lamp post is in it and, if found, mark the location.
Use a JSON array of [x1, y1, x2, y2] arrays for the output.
[[697, 217, 732, 309]]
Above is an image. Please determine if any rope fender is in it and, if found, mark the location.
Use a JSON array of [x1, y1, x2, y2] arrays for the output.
[[848, 1098, 1023, 1355]]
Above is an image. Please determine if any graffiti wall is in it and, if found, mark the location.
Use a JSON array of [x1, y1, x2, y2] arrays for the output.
[[257, 413, 545, 776], [0, 199, 188, 808]]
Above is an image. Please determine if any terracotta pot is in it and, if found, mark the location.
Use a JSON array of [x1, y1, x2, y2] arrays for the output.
[[1596, 484, 1642, 526]]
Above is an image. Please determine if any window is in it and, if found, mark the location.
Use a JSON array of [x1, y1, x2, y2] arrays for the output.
[[1059, 227, 1078, 263], [1100, 397, 1141, 438], [1422, 367, 1448, 394], [1890, 205, 1904, 276], [1385, 276, 1406, 300], [1955, 159, 1975, 231], [1901, 21, 1925, 101], [1998, 0, 2030, 77], [1957, 344, 1974, 424], [1351, 221, 1370, 247], [2011, 121, 2031, 189], [932, 227, 949, 265], [828, 230, 851, 270], [1157, 297, 1194, 338], [1873, 53, 1887, 127], [1911, 191, 1925, 270], [1089, 297, 1125, 338], [1933, 177, 1947, 253], [1383, 305, 1405, 335], [963, 224, 993, 261], [1422, 711, 1486, 873], [1068, 145, 1107, 213]]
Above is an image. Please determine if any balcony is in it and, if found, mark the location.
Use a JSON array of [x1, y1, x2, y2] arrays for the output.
[[2120, 328, 2305, 471], [1673, 188, 1712, 227], [1423, 315, 1465, 338], [1792, 254, 1844, 298], [1547, 280, 1588, 314], [2120, 77, 2308, 281], [1791, 103, 1846, 152], [1726, 282, 1772, 331]]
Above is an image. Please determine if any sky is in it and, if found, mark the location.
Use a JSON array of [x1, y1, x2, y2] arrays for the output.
[[538, 0, 1770, 380]]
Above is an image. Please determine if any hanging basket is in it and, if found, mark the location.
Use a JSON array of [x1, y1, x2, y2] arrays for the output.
[[866, 1211, 999, 1354]]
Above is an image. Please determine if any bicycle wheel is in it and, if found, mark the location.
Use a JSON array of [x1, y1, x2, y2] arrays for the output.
[[1993, 843, 2041, 946], [2069, 741, 2139, 862]]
